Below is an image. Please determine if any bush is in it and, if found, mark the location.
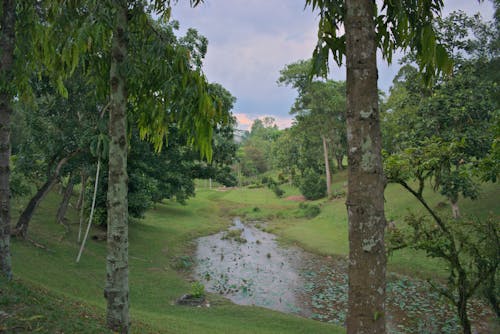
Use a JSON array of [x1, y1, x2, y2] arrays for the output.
[[331, 188, 346, 199], [191, 281, 205, 298], [305, 205, 320, 218], [299, 169, 326, 200], [297, 203, 321, 219], [264, 177, 284, 198], [270, 184, 285, 198]]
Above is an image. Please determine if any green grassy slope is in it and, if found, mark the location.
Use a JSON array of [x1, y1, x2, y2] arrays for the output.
[[8, 191, 341, 334]]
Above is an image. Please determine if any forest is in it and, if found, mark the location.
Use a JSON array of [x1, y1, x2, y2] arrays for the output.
[[0, 1, 499, 334]]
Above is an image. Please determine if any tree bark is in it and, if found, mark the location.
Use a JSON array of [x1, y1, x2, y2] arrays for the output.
[[56, 175, 75, 226], [345, 1, 387, 333], [457, 275, 472, 334], [322, 135, 332, 197], [14, 150, 79, 239], [76, 170, 88, 210], [104, 3, 130, 333], [0, 0, 15, 281]]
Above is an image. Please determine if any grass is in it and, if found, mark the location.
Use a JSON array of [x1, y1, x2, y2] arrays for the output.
[[7, 190, 341, 334], [6, 173, 499, 332], [194, 174, 500, 280], [0, 277, 114, 333]]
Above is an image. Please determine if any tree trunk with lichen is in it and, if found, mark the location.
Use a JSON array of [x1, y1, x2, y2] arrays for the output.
[[76, 170, 87, 210], [104, 2, 130, 333], [345, 0, 387, 333], [0, 0, 15, 281], [56, 175, 75, 226]]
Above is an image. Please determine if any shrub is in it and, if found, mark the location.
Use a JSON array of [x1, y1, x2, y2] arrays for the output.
[[303, 204, 321, 218], [299, 169, 326, 200], [191, 281, 205, 298], [269, 184, 284, 198], [297, 203, 321, 219]]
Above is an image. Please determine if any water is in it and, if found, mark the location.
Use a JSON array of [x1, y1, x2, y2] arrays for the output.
[[194, 218, 310, 315]]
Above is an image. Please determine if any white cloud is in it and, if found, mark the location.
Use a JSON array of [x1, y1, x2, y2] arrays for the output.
[[172, 0, 495, 120]]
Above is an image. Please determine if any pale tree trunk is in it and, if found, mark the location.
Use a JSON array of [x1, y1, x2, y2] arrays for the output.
[[76, 158, 101, 262], [76, 170, 88, 210], [104, 3, 130, 333], [345, 1, 387, 333], [77, 170, 88, 243], [322, 135, 332, 197], [56, 175, 75, 226], [0, 0, 15, 281], [451, 198, 460, 219], [14, 150, 79, 239]]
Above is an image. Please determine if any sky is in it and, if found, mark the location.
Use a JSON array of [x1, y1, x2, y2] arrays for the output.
[[171, 0, 495, 131]]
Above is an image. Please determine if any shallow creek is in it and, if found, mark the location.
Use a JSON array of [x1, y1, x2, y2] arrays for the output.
[[194, 217, 310, 316]]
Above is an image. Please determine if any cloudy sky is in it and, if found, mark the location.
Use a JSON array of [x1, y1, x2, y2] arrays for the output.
[[171, 0, 495, 130]]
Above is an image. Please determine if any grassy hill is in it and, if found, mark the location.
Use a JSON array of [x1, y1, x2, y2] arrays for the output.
[[3, 173, 499, 333], [5, 190, 340, 334]]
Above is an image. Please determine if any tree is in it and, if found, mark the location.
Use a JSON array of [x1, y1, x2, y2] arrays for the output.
[[305, 0, 453, 332], [0, 0, 92, 280], [238, 118, 279, 178], [12, 74, 97, 238], [383, 11, 498, 218], [384, 144, 499, 334], [0, 0, 16, 281], [280, 62, 345, 192], [279, 60, 347, 197], [75, 2, 222, 331]]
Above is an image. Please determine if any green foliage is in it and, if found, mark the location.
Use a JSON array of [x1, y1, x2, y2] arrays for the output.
[[298, 203, 321, 219], [390, 212, 499, 331], [190, 281, 205, 298], [9, 156, 31, 198], [237, 118, 281, 178], [299, 169, 326, 200], [305, 0, 453, 82], [277, 59, 347, 181], [262, 177, 285, 198]]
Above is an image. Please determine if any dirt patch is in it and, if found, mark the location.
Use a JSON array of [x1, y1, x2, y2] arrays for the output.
[[285, 195, 306, 202]]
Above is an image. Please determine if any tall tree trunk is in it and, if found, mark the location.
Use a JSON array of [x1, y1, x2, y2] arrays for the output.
[[0, 0, 15, 281], [77, 158, 101, 262], [322, 135, 332, 197], [76, 170, 88, 210], [56, 175, 75, 226], [14, 151, 79, 239], [345, 1, 387, 333], [104, 3, 130, 333]]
